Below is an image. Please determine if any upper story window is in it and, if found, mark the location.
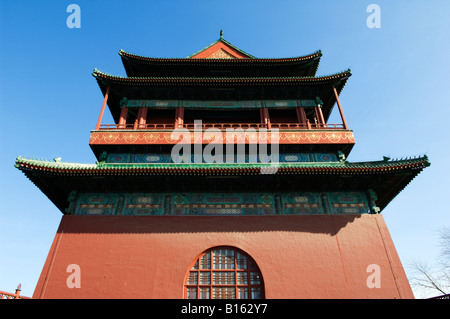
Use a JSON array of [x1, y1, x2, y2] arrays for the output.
[[184, 247, 265, 299]]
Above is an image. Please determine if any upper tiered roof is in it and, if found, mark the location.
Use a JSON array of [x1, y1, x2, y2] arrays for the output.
[[120, 31, 322, 78]]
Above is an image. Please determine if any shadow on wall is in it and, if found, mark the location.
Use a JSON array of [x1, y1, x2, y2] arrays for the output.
[[57, 214, 363, 236]]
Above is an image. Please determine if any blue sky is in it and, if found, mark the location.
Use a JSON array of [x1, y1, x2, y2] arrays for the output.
[[1, 1, 449, 298]]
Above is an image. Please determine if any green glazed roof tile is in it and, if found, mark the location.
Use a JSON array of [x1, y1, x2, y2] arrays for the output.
[[15, 155, 430, 176]]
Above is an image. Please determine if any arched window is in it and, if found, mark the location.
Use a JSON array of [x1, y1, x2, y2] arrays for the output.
[[184, 247, 265, 299]]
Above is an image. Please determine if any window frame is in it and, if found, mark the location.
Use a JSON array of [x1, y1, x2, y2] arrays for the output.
[[184, 246, 265, 299]]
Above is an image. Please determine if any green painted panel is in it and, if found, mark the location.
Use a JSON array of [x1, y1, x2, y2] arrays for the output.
[[71, 191, 374, 216], [105, 152, 339, 164], [120, 99, 319, 109]]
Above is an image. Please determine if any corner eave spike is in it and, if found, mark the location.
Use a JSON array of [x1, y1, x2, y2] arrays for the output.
[[220, 30, 223, 39]]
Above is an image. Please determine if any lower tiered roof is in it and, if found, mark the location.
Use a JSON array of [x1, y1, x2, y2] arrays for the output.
[[15, 155, 429, 214]]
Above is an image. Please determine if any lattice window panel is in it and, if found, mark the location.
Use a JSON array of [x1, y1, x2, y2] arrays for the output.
[[184, 247, 264, 299]]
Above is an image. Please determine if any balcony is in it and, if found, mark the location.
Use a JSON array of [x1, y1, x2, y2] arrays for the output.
[[90, 101, 355, 150], [90, 119, 354, 151], [90, 93, 354, 157]]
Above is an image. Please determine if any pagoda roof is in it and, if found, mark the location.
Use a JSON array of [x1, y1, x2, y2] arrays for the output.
[[119, 48, 322, 64], [15, 155, 428, 174], [93, 69, 351, 123], [15, 155, 429, 214], [119, 48, 322, 77], [119, 32, 322, 77]]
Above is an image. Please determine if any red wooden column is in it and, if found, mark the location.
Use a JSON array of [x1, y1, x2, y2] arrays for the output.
[[174, 108, 179, 129], [262, 107, 271, 129], [95, 86, 110, 130], [137, 107, 147, 129], [295, 107, 302, 123], [178, 107, 184, 128], [332, 85, 348, 129], [175, 107, 184, 128], [296, 107, 308, 128], [118, 107, 128, 128], [297, 107, 311, 129], [260, 108, 265, 127], [315, 105, 326, 128]]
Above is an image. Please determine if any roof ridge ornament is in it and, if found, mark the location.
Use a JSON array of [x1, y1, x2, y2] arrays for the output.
[[220, 30, 223, 39]]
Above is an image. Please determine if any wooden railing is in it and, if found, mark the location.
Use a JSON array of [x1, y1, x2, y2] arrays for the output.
[[270, 123, 345, 129], [183, 123, 263, 130], [98, 122, 345, 130], [0, 286, 30, 299], [99, 123, 176, 130]]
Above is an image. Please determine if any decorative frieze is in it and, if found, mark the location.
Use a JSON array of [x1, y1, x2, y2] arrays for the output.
[[69, 191, 373, 216], [90, 130, 355, 146], [105, 152, 339, 164]]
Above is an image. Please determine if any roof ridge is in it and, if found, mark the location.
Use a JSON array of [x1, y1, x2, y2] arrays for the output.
[[15, 156, 98, 168]]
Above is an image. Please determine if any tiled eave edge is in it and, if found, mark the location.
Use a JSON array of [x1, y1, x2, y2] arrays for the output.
[[91, 68, 351, 85], [15, 155, 430, 176], [119, 49, 322, 64]]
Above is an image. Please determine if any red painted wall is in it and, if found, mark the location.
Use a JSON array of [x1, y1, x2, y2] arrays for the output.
[[33, 214, 414, 299]]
